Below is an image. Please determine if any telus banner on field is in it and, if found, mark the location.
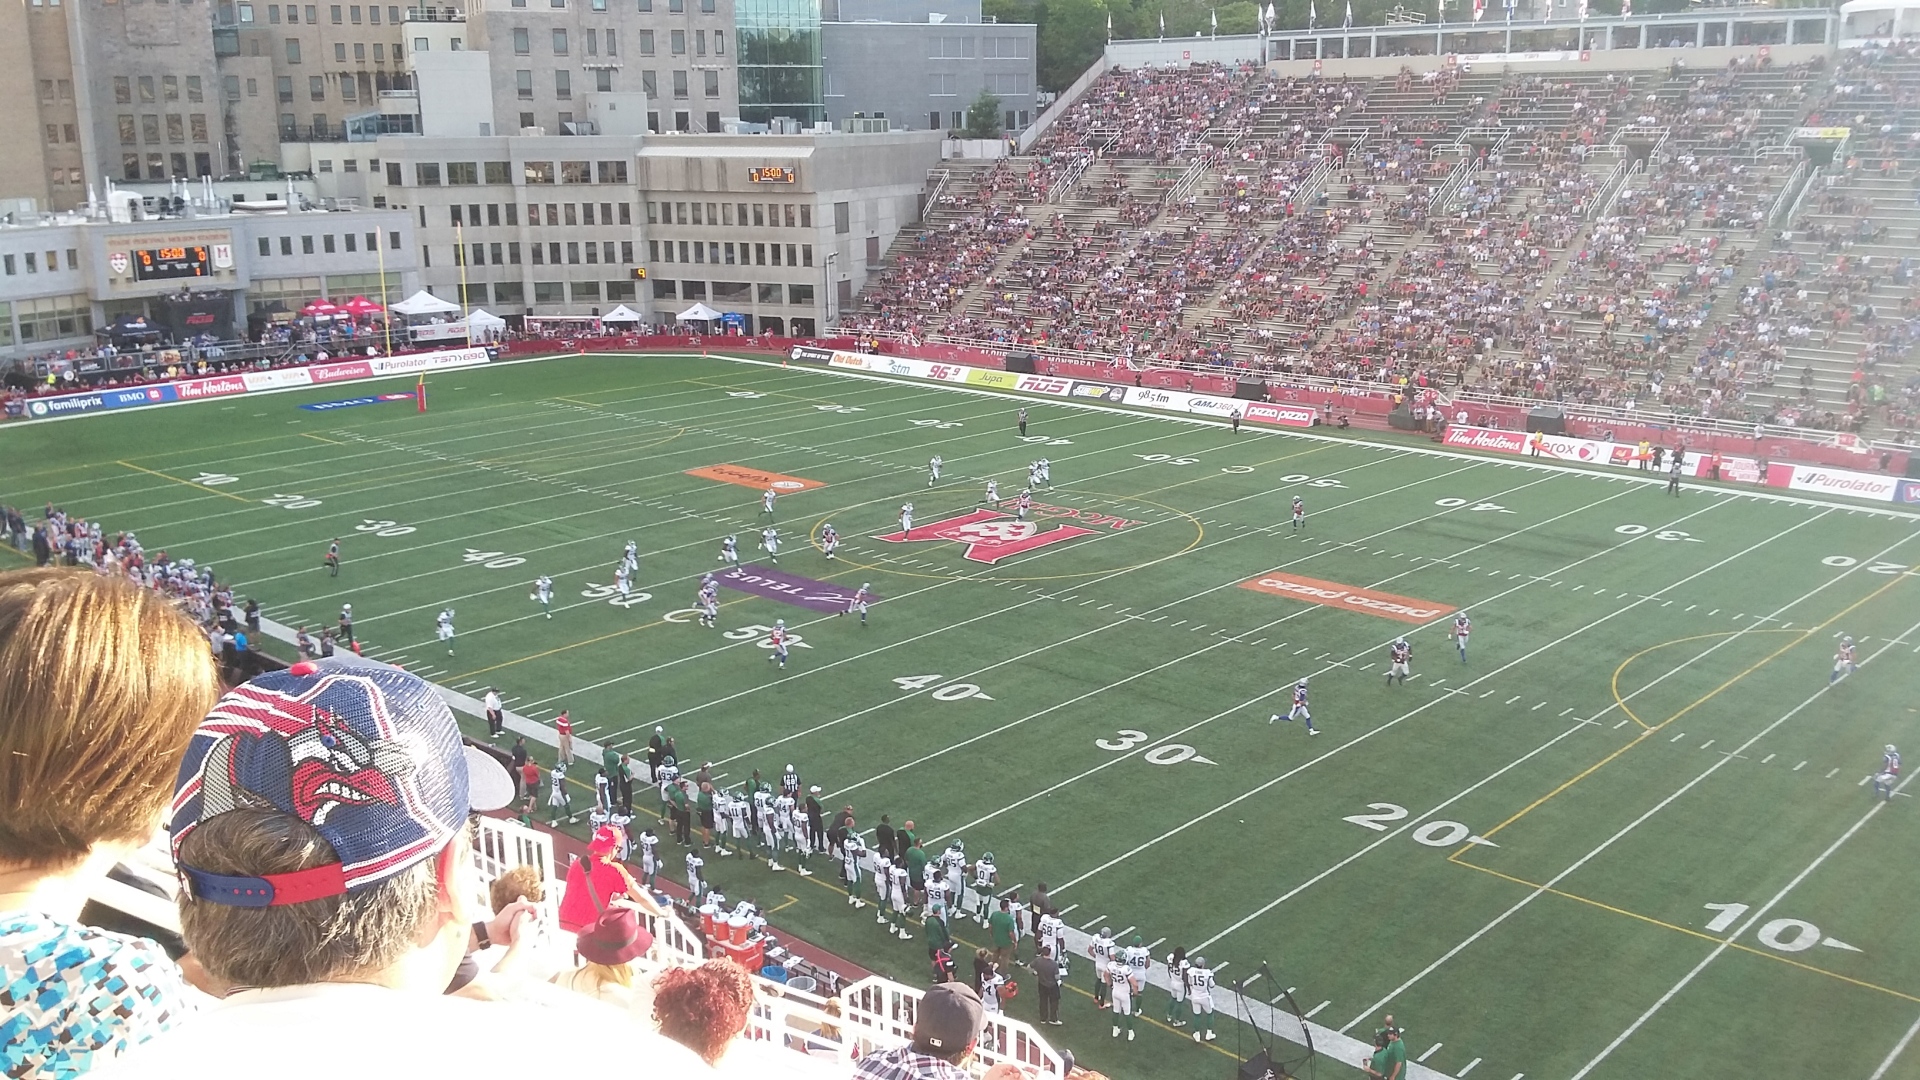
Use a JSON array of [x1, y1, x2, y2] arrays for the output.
[[716, 564, 876, 613], [18, 347, 491, 421]]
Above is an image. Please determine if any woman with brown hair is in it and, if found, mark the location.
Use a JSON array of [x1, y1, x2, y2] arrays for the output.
[[0, 568, 223, 1079], [652, 959, 842, 1076]]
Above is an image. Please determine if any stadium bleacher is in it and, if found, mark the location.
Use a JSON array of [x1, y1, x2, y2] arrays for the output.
[[845, 51, 1920, 445]]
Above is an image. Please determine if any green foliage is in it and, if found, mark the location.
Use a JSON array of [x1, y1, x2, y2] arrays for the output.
[[963, 89, 1006, 139]]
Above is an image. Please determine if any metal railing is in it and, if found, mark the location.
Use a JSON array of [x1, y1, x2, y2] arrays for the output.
[[1768, 156, 1812, 228], [1046, 152, 1095, 204]]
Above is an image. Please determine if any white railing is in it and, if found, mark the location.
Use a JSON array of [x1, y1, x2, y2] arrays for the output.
[[1047, 152, 1096, 203], [1595, 158, 1643, 220], [842, 976, 1071, 1076], [1018, 53, 1111, 154], [1769, 157, 1812, 228], [1588, 155, 1631, 221], [923, 168, 952, 217]]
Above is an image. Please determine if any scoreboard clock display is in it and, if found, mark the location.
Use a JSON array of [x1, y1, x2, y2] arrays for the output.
[[133, 246, 212, 280], [747, 166, 796, 184]]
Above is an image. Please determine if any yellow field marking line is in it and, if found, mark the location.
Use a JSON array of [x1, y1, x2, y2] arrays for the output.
[[0, 545, 34, 565], [300, 432, 348, 446], [114, 461, 254, 502], [766, 894, 801, 915], [1461, 572, 1910, 847], [1452, 859, 1920, 1004]]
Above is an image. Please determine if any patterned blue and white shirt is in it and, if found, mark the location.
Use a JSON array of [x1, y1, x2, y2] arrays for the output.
[[1, 911, 193, 1079]]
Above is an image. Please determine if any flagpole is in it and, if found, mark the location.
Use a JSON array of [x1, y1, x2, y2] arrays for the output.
[[377, 224, 392, 357], [456, 220, 472, 350]]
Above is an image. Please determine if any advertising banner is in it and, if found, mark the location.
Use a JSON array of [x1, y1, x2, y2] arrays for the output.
[[1244, 402, 1317, 428]]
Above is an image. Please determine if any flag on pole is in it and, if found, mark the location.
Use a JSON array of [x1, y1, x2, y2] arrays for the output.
[[1107, 10, 1113, 38], [1620, 0, 1631, 14], [1308, 0, 1317, 29], [1578, 0, 1588, 19], [1504, 0, 1514, 20], [1343, 0, 1353, 27], [1265, 2, 1277, 28], [1210, 7, 1217, 35], [1472, 0, 1484, 21], [1158, 11, 1165, 37], [416, 373, 427, 413]]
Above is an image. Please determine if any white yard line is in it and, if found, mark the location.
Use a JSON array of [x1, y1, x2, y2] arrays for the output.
[[1353, 614, 1920, 1042], [1867, 1012, 1920, 1080], [964, 497, 1776, 866], [1185, 517, 1885, 953]]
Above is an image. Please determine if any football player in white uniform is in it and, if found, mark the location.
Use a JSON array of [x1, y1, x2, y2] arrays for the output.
[[1122, 934, 1152, 1002], [719, 534, 739, 564], [1089, 927, 1117, 1009], [887, 861, 914, 940], [929, 455, 943, 487], [638, 827, 661, 888], [435, 608, 455, 655], [1832, 635, 1858, 684], [967, 852, 999, 923], [761, 527, 781, 564], [872, 851, 896, 926], [532, 575, 554, 618], [1038, 458, 1051, 488], [761, 487, 778, 518], [1038, 909, 1067, 978], [547, 761, 572, 826], [843, 582, 872, 626], [685, 847, 706, 901], [1163, 946, 1191, 1026], [1874, 744, 1901, 800], [614, 562, 633, 600], [1108, 953, 1138, 1040], [698, 576, 719, 628], [899, 502, 914, 532], [821, 523, 839, 560], [923, 862, 949, 923], [1188, 956, 1217, 1041], [1453, 612, 1472, 663], [1387, 637, 1412, 686], [621, 539, 639, 574], [842, 833, 868, 907], [1271, 679, 1318, 735], [984, 479, 1000, 505]]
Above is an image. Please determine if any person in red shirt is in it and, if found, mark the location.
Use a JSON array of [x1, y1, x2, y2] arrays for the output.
[[555, 709, 573, 765], [518, 760, 541, 821]]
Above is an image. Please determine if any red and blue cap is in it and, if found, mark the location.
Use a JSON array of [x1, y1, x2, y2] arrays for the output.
[[169, 662, 514, 907]]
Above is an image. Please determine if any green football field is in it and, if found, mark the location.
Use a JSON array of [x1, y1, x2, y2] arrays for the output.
[[6, 352, 1920, 1080]]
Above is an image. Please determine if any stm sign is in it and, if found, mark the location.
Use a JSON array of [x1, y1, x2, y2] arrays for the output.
[[874, 509, 1096, 565]]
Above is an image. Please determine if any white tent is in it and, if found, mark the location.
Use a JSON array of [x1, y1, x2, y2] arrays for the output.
[[392, 289, 462, 316], [677, 302, 723, 322], [602, 304, 644, 324], [466, 308, 506, 329]]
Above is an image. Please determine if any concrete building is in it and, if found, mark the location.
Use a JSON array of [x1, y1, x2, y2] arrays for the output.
[[0, 202, 418, 356], [638, 129, 939, 332], [821, 0, 1035, 134], [375, 127, 939, 331]]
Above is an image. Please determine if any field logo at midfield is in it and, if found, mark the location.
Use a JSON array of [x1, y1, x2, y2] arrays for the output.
[[686, 464, 825, 492], [1239, 572, 1456, 625], [875, 509, 1097, 565]]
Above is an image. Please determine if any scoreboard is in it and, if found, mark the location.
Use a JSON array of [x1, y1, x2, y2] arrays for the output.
[[133, 246, 212, 280]]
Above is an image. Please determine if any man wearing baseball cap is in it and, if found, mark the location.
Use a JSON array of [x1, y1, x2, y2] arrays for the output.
[[852, 982, 1031, 1080], [111, 663, 706, 1077]]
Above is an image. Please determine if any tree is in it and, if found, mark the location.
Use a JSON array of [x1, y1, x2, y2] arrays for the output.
[[963, 89, 1005, 139], [1036, 0, 1110, 92]]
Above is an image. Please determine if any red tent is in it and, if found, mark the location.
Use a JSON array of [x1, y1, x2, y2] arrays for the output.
[[341, 295, 384, 316], [301, 299, 342, 318]]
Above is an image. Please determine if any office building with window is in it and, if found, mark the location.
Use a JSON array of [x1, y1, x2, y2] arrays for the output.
[[821, 0, 1035, 133], [376, 127, 937, 329], [0, 203, 417, 357], [735, 0, 821, 126]]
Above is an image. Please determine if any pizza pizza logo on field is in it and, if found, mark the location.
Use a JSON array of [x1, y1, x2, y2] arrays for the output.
[[685, 464, 825, 492], [875, 509, 1101, 565]]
